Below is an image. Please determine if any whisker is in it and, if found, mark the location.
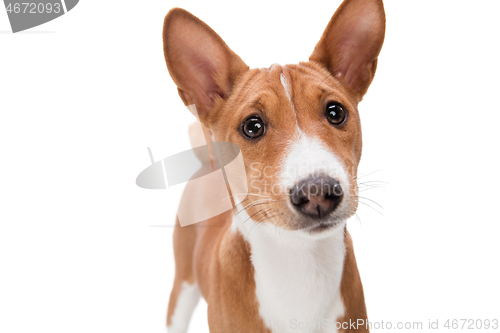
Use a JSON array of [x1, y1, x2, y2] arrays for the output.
[[221, 193, 271, 202], [258, 213, 281, 223], [357, 196, 384, 209], [248, 219, 263, 235], [234, 199, 275, 216], [352, 169, 384, 181], [358, 187, 383, 193], [357, 180, 388, 186], [354, 212, 362, 226], [236, 202, 272, 216], [357, 201, 384, 216], [247, 209, 274, 235], [243, 208, 268, 224]]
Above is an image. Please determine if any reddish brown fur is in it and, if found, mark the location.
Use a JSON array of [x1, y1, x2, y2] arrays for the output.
[[163, 0, 385, 331]]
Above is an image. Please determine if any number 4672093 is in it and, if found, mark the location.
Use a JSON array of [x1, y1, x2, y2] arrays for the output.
[[6, 3, 61, 14]]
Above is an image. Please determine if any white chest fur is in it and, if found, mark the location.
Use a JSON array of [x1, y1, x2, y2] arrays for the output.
[[233, 213, 346, 333]]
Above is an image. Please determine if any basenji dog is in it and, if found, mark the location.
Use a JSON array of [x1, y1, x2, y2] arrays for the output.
[[162, 0, 385, 331]]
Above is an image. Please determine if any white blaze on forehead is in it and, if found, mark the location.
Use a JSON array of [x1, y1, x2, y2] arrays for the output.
[[281, 133, 351, 195], [280, 72, 298, 126], [280, 72, 292, 103]]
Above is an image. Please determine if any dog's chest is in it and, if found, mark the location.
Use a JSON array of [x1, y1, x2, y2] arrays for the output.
[[233, 214, 346, 333]]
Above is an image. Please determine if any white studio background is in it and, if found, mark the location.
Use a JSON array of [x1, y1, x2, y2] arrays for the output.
[[1, 1, 499, 332]]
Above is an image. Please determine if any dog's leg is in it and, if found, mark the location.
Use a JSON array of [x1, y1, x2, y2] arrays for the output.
[[167, 280, 200, 333], [167, 220, 200, 333]]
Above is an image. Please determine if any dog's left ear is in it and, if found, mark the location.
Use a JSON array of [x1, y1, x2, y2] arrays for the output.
[[310, 0, 385, 101]]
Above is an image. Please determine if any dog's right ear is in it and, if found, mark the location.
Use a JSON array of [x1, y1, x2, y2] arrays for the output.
[[163, 8, 248, 120]]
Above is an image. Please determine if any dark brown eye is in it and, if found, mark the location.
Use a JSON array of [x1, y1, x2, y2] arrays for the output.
[[326, 102, 347, 125], [242, 116, 265, 139]]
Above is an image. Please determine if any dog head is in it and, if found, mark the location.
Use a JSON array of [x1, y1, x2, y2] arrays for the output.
[[163, 0, 385, 235]]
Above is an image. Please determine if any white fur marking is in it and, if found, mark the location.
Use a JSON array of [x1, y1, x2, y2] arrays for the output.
[[280, 72, 299, 127], [280, 72, 292, 103], [233, 211, 346, 333], [167, 282, 200, 333], [281, 133, 354, 222]]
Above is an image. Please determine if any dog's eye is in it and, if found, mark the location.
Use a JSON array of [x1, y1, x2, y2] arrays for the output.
[[242, 116, 265, 139], [326, 102, 347, 125]]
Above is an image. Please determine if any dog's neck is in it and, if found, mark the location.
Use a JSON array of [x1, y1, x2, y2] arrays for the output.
[[232, 210, 347, 332]]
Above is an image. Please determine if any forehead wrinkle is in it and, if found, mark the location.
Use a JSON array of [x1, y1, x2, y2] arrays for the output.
[[245, 96, 268, 119], [246, 99, 263, 108], [289, 63, 354, 111], [291, 64, 339, 96], [258, 66, 288, 111], [291, 64, 329, 87], [299, 62, 353, 97], [229, 69, 268, 117]]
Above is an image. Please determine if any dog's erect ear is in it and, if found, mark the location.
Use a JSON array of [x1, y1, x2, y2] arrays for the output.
[[310, 0, 385, 100], [163, 8, 248, 119]]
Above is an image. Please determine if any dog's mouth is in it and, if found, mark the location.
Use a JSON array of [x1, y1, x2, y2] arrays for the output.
[[299, 219, 344, 234]]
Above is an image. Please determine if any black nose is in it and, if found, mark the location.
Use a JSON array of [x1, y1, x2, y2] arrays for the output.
[[290, 176, 343, 219]]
